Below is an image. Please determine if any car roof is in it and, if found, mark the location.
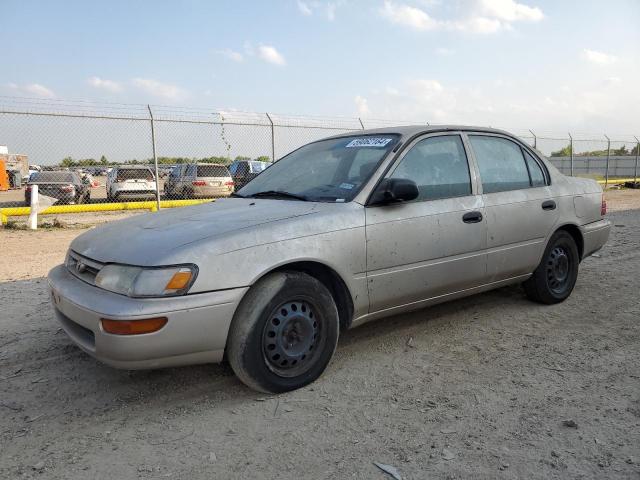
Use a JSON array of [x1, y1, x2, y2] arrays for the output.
[[194, 163, 227, 167], [114, 165, 153, 170], [322, 125, 518, 141]]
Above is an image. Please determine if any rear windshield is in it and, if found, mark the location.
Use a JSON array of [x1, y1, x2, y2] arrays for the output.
[[197, 165, 230, 177], [249, 161, 269, 173], [117, 169, 154, 181], [31, 172, 75, 183]]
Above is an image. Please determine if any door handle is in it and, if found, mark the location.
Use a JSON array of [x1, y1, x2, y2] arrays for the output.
[[462, 211, 483, 223], [542, 200, 556, 211]]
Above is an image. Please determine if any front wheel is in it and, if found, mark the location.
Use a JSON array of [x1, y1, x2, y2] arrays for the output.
[[523, 230, 579, 304], [227, 271, 339, 393]]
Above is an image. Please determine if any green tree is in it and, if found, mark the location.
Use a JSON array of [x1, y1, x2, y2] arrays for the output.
[[256, 155, 271, 162], [100, 155, 108, 165], [550, 144, 572, 157], [60, 156, 76, 167], [613, 145, 628, 156]]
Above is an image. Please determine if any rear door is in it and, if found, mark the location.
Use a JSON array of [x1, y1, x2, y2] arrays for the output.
[[465, 134, 558, 281], [365, 133, 488, 313]]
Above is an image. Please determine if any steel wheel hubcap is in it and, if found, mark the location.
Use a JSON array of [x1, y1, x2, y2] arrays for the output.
[[262, 300, 320, 376], [546, 246, 570, 293]]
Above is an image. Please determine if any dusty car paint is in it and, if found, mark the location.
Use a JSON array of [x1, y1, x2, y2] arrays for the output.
[[48, 125, 611, 369]]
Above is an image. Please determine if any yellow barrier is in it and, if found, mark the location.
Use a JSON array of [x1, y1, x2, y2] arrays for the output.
[[0, 199, 214, 225], [597, 177, 637, 185]]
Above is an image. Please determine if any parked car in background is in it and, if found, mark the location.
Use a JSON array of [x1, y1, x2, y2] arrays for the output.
[[228, 159, 270, 189], [26, 171, 90, 205], [48, 126, 610, 393], [164, 163, 234, 198], [106, 166, 157, 201]]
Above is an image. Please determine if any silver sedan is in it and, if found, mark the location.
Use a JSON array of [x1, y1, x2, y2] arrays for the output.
[[48, 126, 611, 392]]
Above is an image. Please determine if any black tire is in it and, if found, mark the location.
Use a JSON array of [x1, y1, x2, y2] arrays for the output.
[[523, 230, 579, 304], [227, 271, 339, 393]]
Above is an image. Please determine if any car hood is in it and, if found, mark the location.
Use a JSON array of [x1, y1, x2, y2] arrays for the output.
[[71, 198, 321, 265]]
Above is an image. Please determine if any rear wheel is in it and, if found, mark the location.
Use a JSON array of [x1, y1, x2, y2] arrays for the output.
[[227, 271, 339, 393], [523, 230, 579, 304]]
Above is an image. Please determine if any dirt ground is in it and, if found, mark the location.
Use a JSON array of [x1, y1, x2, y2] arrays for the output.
[[0, 190, 639, 479]]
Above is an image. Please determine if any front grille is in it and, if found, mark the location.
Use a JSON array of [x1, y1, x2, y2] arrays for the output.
[[66, 250, 105, 285]]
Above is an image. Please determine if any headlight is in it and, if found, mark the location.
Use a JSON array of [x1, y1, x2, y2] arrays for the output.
[[94, 264, 197, 297]]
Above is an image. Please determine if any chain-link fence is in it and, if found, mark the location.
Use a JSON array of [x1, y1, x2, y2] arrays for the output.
[[1, 96, 639, 215]]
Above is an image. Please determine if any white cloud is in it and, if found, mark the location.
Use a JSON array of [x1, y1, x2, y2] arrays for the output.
[[380, 1, 439, 30], [88, 76, 123, 93], [435, 47, 454, 56], [217, 48, 244, 62], [380, 0, 543, 34], [131, 78, 188, 101], [258, 45, 286, 66], [582, 49, 617, 66], [476, 0, 543, 22], [455, 16, 503, 34], [296, 1, 341, 20], [354, 95, 370, 116], [355, 71, 640, 140], [326, 2, 337, 21], [7, 82, 56, 98], [297, 1, 313, 15]]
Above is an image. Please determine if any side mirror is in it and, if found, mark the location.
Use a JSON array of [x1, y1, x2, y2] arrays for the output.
[[370, 178, 419, 205]]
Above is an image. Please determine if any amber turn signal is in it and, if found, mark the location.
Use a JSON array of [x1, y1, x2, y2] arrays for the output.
[[165, 271, 192, 291], [101, 317, 168, 335]]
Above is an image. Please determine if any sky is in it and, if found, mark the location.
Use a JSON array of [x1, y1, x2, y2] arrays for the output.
[[1, 0, 640, 137]]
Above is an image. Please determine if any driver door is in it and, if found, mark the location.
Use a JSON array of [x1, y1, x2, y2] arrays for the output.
[[365, 133, 488, 314]]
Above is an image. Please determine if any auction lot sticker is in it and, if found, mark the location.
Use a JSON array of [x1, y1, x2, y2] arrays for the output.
[[345, 137, 393, 148]]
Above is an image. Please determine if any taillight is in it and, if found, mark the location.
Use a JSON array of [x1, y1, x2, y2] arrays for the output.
[[601, 195, 607, 216], [61, 185, 74, 192], [25, 185, 32, 192], [192, 181, 206, 186], [224, 181, 234, 186]]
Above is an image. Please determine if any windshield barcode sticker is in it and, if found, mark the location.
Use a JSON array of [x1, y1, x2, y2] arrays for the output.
[[345, 137, 393, 148]]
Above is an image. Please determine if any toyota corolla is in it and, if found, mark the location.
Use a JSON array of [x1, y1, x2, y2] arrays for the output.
[[48, 126, 610, 393]]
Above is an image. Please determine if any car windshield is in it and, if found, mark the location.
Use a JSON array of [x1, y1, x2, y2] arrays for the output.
[[237, 134, 399, 202], [117, 169, 154, 181], [30, 172, 75, 183]]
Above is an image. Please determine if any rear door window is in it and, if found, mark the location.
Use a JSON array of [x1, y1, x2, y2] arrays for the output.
[[197, 165, 230, 177], [468, 136, 531, 193]]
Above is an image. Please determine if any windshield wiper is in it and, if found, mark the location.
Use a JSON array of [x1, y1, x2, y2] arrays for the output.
[[247, 190, 308, 201]]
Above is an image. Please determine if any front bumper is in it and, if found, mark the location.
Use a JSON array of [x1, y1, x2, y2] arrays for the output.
[[47, 265, 248, 369], [580, 218, 611, 259]]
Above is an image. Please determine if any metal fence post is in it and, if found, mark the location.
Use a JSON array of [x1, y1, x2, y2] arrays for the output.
[[358, 117, 365, 130], [634, 136, 639, 184], [604, 134, 610, 189], [568, 132, 574, 177], [266, 113, 276, 162], [529, 130, 537, 150], [147, 105, 161, 211]]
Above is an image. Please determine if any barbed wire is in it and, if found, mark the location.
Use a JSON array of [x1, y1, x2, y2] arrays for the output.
[[1, 96, 638, 141]]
